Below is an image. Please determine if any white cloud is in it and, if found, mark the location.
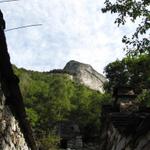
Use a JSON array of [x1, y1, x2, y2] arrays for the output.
[[0, 0, 135, 74]]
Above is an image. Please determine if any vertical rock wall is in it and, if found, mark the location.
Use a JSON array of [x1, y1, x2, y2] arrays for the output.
[[100, 123, 150, 150], [0, 11, 36, 149], [99, 113, 150, 150], [0, 85, 31, 150]]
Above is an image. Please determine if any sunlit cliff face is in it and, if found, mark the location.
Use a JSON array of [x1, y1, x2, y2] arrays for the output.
[[64, 60, 106, 92]]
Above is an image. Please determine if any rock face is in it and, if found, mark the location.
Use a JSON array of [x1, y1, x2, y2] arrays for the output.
[[100, 102, 150, 150], [100, 122, 150, 150], [0, 85, 30, 150], [63, 60, 106, 93]]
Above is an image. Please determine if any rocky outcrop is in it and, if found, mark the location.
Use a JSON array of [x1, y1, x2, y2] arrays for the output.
[[63, 60, 106, 93], [0, 85, 31, 150]]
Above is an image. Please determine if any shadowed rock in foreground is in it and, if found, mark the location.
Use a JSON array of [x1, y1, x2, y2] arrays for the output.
[[0, 10, 36, 150]]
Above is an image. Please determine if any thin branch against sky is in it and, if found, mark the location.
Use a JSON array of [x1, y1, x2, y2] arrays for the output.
[[5, 24, 42, 32], [1, 0, 126, 73], [0, 0, 19, 3]]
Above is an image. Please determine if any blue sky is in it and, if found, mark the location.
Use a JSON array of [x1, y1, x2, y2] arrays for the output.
[[0, 0, 135, 73]]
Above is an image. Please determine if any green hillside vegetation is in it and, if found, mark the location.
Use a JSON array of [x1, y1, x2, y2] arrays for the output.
[[13, 66, 111, 149]]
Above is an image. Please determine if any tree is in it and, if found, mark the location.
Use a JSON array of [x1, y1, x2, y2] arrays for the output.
[[102, 0, 150, 56], [104, 54, 150, 94], [104, 59, 129, 92]]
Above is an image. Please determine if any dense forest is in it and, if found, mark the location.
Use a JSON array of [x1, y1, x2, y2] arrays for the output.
[[13, 66, 111, 149]]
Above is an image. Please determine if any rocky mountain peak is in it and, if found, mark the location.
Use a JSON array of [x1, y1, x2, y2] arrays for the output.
[[63, 60, 106, 93]]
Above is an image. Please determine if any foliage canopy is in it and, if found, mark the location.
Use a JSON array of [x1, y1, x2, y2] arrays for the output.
[[102, 0, 150, 55], [102, 0, 150, 106]]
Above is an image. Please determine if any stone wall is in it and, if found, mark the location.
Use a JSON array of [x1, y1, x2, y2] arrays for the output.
[[99, 109, 150, 150], [0, 85, 31, 150], [100, 122, 150, 150]]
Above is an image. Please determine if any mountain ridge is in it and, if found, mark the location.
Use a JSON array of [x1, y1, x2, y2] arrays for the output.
[[14, 60, 106, 92]]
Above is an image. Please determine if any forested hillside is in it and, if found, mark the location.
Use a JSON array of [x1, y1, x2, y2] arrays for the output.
[[13, 66, 110, 149]]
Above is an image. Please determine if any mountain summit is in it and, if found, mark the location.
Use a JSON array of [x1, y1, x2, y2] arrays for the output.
[[63, 60, 106, 92]]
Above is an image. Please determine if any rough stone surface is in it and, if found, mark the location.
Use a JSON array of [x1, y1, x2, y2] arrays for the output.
[[63, 60, 106, 93], [0, 85, 30, 150], [99, 121, 150, 150]]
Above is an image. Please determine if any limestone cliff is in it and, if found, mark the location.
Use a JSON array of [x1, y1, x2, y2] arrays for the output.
[[63, 60, 106, 93]]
